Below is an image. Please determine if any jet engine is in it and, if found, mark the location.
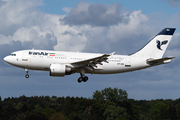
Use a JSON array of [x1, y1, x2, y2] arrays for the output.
[[50, 64, 75, 77]]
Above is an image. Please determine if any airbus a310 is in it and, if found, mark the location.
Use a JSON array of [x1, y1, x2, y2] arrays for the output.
[[4, 28, 176, 83]]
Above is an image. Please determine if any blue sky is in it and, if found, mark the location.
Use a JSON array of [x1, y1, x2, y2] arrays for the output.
[[0, 0, 180, 100]]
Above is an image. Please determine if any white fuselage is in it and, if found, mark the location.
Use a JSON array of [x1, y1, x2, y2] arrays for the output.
[[4, 50, 150, 75]]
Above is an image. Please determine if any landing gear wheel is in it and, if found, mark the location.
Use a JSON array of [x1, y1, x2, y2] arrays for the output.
[[77, 76, 88, 83], [83, 76, 88, 82], [78, 77, 83, 83], [25, 74, 29, 78]]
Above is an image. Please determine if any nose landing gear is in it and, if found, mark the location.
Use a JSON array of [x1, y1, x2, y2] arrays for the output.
[[25, 69, 29, 78]]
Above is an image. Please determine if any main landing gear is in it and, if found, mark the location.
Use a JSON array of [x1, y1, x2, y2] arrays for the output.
[[25, 69, 29, 78], [77, 69, 88, 83], [78, 76, 88, 83]]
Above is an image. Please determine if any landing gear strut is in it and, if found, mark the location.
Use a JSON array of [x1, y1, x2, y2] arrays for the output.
[[77, 69, 88, 83], [25, 69, 29, 78]]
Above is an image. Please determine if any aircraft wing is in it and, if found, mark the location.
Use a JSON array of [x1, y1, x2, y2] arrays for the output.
[[147, 57, 175, 65], [71, 54, 111, 69]]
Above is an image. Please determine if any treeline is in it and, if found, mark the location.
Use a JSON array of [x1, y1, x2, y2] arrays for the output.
[[0, 87, 180, 120]]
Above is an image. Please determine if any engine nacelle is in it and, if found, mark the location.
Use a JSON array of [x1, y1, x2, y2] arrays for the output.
[[50, 64, 75, 77]]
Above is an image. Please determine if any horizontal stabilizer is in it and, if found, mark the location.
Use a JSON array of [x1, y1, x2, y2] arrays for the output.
[[146, 57, 175, 65]]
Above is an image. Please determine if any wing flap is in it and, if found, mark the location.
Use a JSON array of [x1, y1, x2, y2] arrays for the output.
[[71, 54, 111, 68]]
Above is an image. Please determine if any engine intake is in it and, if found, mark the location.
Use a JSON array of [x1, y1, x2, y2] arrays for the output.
[[50, 64, 75, 77]]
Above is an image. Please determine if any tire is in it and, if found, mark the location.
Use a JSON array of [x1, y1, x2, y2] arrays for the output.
[[78, 77, 83, 83], [25, 74, 29, 78], [83, 76, 88, 82]]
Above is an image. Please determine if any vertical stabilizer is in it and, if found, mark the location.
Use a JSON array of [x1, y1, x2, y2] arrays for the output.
[[131, 28, 176, 59]]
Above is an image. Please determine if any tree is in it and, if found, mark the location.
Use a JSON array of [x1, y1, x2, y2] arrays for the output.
[[176, 103, 180, 119], [44, 96, 50, 102], [1, 103, 18, 120], [49, 112, 67, 120], [168, 105, 177, 120], [103, 104, 130, 120], [150, 102, 168, 120], [20, 103, 28, 113], [93, 87, 128, 102], [82, 106, 97, 120], [92, 90, 104, 101], [92, 88, 131, 120], [42, 107, 56, 118], [19, 95, 27, 102]]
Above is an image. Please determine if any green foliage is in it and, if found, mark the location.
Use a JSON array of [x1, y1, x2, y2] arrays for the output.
[[49, 112, 67, 120], [42, 107, 56, 118], [0, 87, 179, 120], [103, 104, 130, 120], [150, 102, 168, 119], [82, 106, 96, 120], [93, 87, 128, 102], [92, 90, 104, 101]]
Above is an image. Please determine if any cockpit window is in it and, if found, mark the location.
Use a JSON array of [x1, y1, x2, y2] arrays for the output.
[[10, 54, 16, 56]]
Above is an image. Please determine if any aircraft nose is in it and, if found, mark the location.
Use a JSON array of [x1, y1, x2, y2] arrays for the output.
[[4, 56, 11, 64], [4, 56, 8, 62]]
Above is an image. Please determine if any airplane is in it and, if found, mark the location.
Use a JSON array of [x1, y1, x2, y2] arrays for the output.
[[4, 28, 176, 83]]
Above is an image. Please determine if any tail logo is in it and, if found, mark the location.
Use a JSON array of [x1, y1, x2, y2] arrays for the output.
[[156, 40, 168, 50]]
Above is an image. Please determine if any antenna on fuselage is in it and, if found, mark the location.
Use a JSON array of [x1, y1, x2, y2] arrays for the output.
[[110, 52, 115, 56]]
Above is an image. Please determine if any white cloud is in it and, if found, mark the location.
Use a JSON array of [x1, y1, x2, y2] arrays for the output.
[[0, 0, 152, 53], [62, 2, 125, 26], [62, 7, 72, 14], [0, 0, 44, 35]]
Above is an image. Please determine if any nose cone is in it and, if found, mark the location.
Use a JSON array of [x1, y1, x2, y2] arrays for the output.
[[4, 56, 12, 64], [4, 56, 8, 62]]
